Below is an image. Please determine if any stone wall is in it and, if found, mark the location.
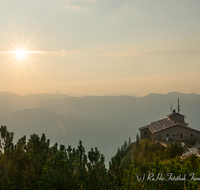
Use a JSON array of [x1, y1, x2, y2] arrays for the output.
[[153, 125, 200, 143]]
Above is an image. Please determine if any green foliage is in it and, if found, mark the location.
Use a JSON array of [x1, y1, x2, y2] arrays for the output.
[[1, 126, 200, 190], [109, 152, 125, 189], [188, 181, 198, 190], [116, 136, 200, 190], [165, 142, 185, 159], [0, 126, 109, 190]]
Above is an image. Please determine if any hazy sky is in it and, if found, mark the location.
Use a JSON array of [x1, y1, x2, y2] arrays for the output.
[[0, 0, 200, 96]]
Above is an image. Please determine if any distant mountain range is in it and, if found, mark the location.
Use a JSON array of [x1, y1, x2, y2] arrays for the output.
[[0, 91, 199, 163], [104, 93, 140, 97]]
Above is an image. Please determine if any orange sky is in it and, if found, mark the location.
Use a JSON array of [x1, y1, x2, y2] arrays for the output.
[[0, 0, 200, 96]]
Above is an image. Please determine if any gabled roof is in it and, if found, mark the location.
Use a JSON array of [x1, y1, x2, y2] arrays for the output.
[[139, 125, 149, 130], [139, 110, 200, 134], [139, 117, 195, 134]]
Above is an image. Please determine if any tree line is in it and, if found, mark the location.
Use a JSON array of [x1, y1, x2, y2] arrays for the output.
[[0, 126, 200, 190]]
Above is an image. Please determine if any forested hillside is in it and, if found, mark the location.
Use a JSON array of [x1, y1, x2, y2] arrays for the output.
[[0, 126, 200, 190]]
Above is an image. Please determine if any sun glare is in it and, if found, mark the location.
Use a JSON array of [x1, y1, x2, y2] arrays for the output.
[[15, 49, 26, 59]]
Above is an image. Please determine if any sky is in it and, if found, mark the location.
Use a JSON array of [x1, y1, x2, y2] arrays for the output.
[[0, 0, 200, 96]]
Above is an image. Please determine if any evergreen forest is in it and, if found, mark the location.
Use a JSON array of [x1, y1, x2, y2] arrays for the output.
[[0, 126, 200, 190]]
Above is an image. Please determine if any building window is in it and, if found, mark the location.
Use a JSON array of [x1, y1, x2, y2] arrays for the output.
[[173, 134, 175, 137], [176, 133, 179, 137], [167, 134, 169, 137], [191, 134, 193, 137], [144, 132, 147, 135]]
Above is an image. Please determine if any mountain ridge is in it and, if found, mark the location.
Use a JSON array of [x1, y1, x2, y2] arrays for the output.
[[0, 91, 199, 163]]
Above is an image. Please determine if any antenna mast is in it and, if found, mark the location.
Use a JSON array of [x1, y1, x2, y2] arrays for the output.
[[170, 103, 173, 113], [178, 98, 180, 113]]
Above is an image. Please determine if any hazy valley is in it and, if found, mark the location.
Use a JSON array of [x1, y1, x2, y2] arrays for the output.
[[0, 91, 200, 163]]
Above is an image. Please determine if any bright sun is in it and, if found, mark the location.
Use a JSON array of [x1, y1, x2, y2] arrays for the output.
[[15, 49, 26, 59]]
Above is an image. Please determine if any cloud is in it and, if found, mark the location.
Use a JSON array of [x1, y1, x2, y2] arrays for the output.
[[103, 50, 150, 57], [57, 3, 90, 12], [65, 5, 82, 10], [38, 50, 80, 56], [65, 5, 90, 13], [0, 50, 80, 56]]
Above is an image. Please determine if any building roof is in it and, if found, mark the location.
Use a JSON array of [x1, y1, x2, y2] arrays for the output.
[[139, 117, 199, 134], [139, 125, 149, 130], [167, 112, 186, 118]]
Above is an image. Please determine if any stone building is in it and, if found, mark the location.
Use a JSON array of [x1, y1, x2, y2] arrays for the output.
[[139, 109, 200, 143]]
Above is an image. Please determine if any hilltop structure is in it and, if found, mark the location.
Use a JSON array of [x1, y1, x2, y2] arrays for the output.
[[139, 99, 200, 143]]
